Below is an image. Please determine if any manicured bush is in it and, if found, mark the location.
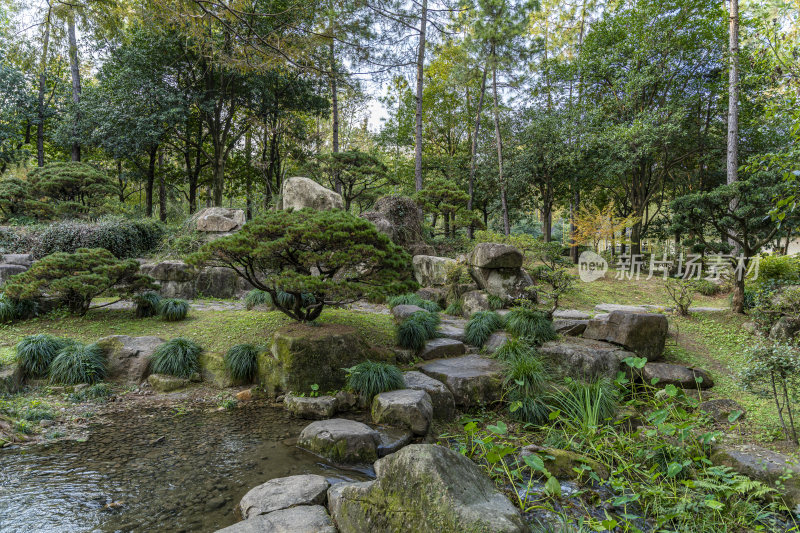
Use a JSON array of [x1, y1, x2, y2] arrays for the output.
[[464, 311, 504, 347], [504, 308, 557, 345], [16, 334, 69, 378], [244, 289, 272, 310], [159, 298, 189, 322], [757, 254, 800, 285], [693, 279, 721, 296], [49, 342, 107, 385], [345, 360, 404, 401], [224, 344, 260, 382], [32, 218, 165, 259], [134, 291, 162, 318], [150, 337, 201, 378], [27, 161, 117, 218]]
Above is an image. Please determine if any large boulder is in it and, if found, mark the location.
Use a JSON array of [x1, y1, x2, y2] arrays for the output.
[[538, 337, 636, 381], [402, 371, 456, 420], [416, 287, 447, 307], [769, 316, 800, 342], [371, 389, 433, 435], [360, 196, 428, 252], [298, 418, 380, 463], [263, 323, 393, 395], [640, 362, 714, 389], [418, 355, 504, 408], [0, 365, 23, 394], [418, 338, 466, 360], [216, 505, 336, 533], [194, 207, 246, 233], [412, 255, 456, 286], [468, 243, 523, 269], [198, 351, 235, 388], [285, 393, 338, 420], [0, 263, 28, 284], [195, 267, 240, 299], [583, 311, 668, 360], [238, 474, 330, 519], [96, 335, 165, 384], [461, 290, 491, 317], [140, 260, 197, 282], [469, 267, 533, 301], [281, 177, 343, 211], [327, 444, 528, 533]]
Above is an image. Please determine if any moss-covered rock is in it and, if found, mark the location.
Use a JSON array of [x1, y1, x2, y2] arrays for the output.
[[298, 418, 380, 463], [0, 364, 23, 394], [262, 324, 394, 395], [147, 373, 191, 392], [198, 351, 235, 388]]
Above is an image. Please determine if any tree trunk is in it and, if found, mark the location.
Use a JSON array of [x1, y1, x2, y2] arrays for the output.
[[732, 270, 745, 314], [413, 0, 428, 192], [67, 11, 81, 162], [117, 160, 124, 202], [245, 131, 253, 220], [568, 0, 588, 263], [212, 153, 225, 206], [727, 0, 739, 187], [570, 189, 580, 263], [468, 64, 488, 240], [145, 146, 157, 218], [158, 150, 167, 222], [490, 60, 509, 236], [330, 39, 341, 194], [36, 7, 52, 168], [542, 205, 552, 242]]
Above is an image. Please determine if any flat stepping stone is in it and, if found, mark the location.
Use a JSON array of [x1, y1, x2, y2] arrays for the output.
[[594, 303, 649, 313], [238, 474, 329, 519], [553, 309, 591, 320], [553, 319, 588, 336], [640, 362, 714, 389], [418, 355, 504, 408], [403, 371, 456, 420], [437, 324, 466, 342], [419, 338, 466, 360], [584, 311, 668, 360], [711, 444, 800, 510], [440, 317, 468, 328], [539, 338, 635, 381], [298, 418, 380, 463], [689, 306, 727, 313], [216, 505, 336, 533], [371, 389, 433, 435], [285, 394, 337, 420], [392, 304, 426, 321], [376, 427, 414, 457]]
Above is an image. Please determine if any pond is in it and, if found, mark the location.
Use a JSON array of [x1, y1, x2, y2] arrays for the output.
[[0, 402, 370, 532]]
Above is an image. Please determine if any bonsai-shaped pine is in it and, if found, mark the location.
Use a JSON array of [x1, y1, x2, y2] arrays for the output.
[[190, 209, 416, 322], [27, 161, 117, 218], [3, 248, 154, 316]]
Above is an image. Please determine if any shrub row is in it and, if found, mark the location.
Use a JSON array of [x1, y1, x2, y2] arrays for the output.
[[32, 218, 165, 259]]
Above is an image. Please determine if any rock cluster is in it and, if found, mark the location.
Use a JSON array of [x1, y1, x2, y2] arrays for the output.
[[467, 243, 533, 302]]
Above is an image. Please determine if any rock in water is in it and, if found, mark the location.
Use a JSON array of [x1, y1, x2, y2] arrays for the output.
[[238, 474, 329, 519], [297, 418, 380, 463], [285, 394, 338, 420], [216, 505, 336, 533], [371, 389, 433, 435], [402, 371, 456, 420], [327, 444, 528, 533], [280, 177, 343, 211]]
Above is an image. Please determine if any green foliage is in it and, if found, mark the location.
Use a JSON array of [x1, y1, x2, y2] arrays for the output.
[[549, 378, 619, 431], [504, 347, 551, 425], [26, 162, 117, 218], [134, 291, 162, 318], [345, 360, 404, 401], [244, 289, 272, 310], [49, 342, 107, 385], [445, 300, 463, 316], [0, 296, 14, 323], [504, 308, 557, 345], [396, 310, 440, 351], [69, 383, 112, 402], [159, 298, 189, 322], [693, 279, 722, 296], [464, 310, 504, 347], [190, 209, 416, 322], [33, 218, 165, 259], [224, 343, 259, 382], [386, 292, 440, 312], [0, 293, 37, 323], [150, 337, 201, 378], [755, 254, 800, 285], [493, 337, 534, 363], [3, 248, 154, 316], [414, 177, 472, 237], [15, 334, 68, 378], [487, 294, 504, 310]]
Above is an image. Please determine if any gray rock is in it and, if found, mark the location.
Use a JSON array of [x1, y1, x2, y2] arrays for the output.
[[195, 267, 240, 299], [583, 311, 668, 360], [2, 253, 33, 266], [147, 373, 191, 392], [539, 337, 636, 381], [553, 309, 591, 320], [281, 177, 343, 211], [391, 304, 426, 321], [418, 338, 466, 360], [376, 427, 414, 457], [553, 319, 588, 336], [157, 280, 196, 299], [688, 306, 728, 313], [0, 365, 23, 394], [769, 316, 800, 342], [194, 207, 246, 232], [437, 323, 466, 342], [360, 196, 426, 250], [298, 418, 380, 463], [469, 267, 533, 301], [418, 355, 504, 408], [402, 371, 456, 420], [238, 474, 329, 519], [0, 263, 27, 284], [461, 289, 491, 317], [416, 287, 447, 307], [698, 399, 746, 423], [327, 444, 527, 533], [96, 335, 165, 384], [140, 260, 197, 282], [483, 331, 509, 355], [593, 303, 648, 313], [371, 389, 433, 435], [285, 393, 338, 420], [335, 390, 357, 411], [468, 243, 523, 269], [412, 255, 457, 286], [641, 362, 714, 389], [216, 505, 336, 533]]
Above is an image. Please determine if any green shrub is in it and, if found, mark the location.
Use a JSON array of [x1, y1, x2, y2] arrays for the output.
[[757, 254, 800, 285], [32, 218, 165, 259], [487, 294, 504, 310], [244, 289, 272, 310], [409, 310, 440, 337], [224, 343, 260, 382], [505, 353, 550, 425], [0, 295, 16, 323], [150, 337, 201, 378], [549, 377, 618, 430], [15, 334, 68, 378], [134, 291, 162, 318], [692, 279, 721, 296], [49, 342, 107, 385], [493, 337, 535, 363], [464, 311, 504, 347], [0, 294, 37, 323], [345, 360, 404, 401], [504, 308, 557, 345], [445, 300, 463, 316], [159, 298, 189, 321], [397, 317, 430, 351]]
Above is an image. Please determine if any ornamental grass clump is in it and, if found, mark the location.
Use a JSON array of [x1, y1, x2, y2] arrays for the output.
[[16, 334, 69, 378], [150, 337, 201, 378], [505, 352, 551, 425], [505, 307, 557, 345], [549, 377, 619, 431], [397, 310, 440, 351], [49, 342, 107, 385], [445, 300, 463, 316], [386, 292, 440, 312], [224, 343, 260, 382], [345, 360, 404, 401], [244, 289, 272, 310], [159, 298, 189, 321], [464, 311, 504, 347], [134, 291, 162, 318]]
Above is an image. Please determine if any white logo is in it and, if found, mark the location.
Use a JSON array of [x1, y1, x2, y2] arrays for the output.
[[578, 251, 608, 282]]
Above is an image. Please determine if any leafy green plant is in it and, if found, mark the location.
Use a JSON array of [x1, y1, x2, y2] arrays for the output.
[[504, 307, 557, 345], [0, 295, 16, 323], [445, 299, 463, 316], [244, 289, 272, 310], [345, 360, 404, 401], [134, 291, 162, 318], [464, 310, 504, 347], [150, 337, 201, 378], [397, 314, 432, 351], [487, 294, 505, 310], [224, 343, 259, 382], [49, 342, 107, 385], [15, 334, 69, 378], [693, 279, 722, 296], [506, 352, 551, 425], [493, 337, 535, 363], [665, 278, 694, 316], [0, 294, 37, 323], [549, 377, 618, 431], [159, 298, 189, 322], [69, 382, 112, 402]]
